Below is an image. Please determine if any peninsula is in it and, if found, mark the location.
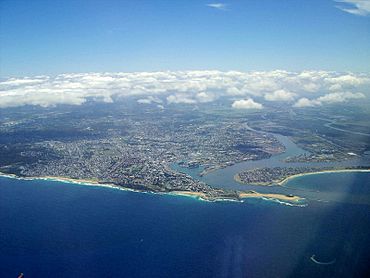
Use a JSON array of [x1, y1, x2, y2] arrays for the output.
[[235, 167, 370, 186]]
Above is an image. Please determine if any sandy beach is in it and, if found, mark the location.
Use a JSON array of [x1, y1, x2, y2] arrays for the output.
[[0, 172, 233, 202], [234, 168, 370, 187], [239, 191, 302, 202], [277, 169, 370, 186], [0, 172, 138, 192], [0, 171, 307, 204], [169, 191, 209, 200]]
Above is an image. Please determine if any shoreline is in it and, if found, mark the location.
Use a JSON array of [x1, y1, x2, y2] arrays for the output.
[[0, 172, 237, 202], [239, 191, 302, 203], [277, 169, 370, 186], [234, 168, 370, 187], [0, 172, 137, 192], [0, 172, 215, 201], [0, 171, 304, 204]]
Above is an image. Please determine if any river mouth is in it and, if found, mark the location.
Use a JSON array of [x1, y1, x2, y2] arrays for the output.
[[171, 132, 370, 202]]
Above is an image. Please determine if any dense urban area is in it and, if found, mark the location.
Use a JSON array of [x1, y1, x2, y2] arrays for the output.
[[1, 100, 369, 200]]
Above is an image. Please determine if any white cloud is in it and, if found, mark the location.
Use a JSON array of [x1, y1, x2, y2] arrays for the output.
[[264, 89, 296, 102], [137, 96, 162, 104], [302, 82, 320, 93], [0, 77, 47, 87], [232, 98, 263, 109], [166, 94, 196, 104], [317, 91, 365, 103], [335, 0, 370, 16], [196, 92, 215, 103], [293, 98, 321, 108], [294, 91, 365, 107], [0, 70, 368, 109], [206, 3, 228, 10]]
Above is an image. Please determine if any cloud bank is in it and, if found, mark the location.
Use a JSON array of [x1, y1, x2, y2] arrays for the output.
[[293, 91, 365, 107], [0, 70, 369, 109]]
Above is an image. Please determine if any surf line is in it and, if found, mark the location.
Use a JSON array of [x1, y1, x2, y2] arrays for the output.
[[310, 254, 336, 265]]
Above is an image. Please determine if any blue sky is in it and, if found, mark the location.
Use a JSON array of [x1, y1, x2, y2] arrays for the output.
[[0, 0, 369, 77]]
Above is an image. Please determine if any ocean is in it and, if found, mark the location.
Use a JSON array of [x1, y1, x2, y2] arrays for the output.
[[1, 172, 370, 277]]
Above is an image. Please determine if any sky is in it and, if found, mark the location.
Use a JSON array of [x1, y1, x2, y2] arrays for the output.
[[1, 0, 370, 77]]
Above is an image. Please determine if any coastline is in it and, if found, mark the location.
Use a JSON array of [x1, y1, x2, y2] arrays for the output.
[[277, 169, 370, 186], [239, 191, 302, 203], [0, 172, 229, 202], [234, 168, 370, 187], [0, 172, 135, 191], [0, 171, 304, 204]]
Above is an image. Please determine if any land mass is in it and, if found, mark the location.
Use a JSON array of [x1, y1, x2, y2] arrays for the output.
[[1, 101, 369, 205], [235, 166, 370, 186], [0, 172, 304, 204]]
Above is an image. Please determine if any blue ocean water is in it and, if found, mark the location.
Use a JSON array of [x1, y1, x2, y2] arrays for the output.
[[1, 174, 370, 278], [285, 172, 370, 194]]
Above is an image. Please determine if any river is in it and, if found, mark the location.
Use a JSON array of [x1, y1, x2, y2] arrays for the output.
[[172, 128, 370, 202]]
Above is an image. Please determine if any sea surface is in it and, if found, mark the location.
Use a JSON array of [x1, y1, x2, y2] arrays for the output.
[[1, 132, 370, 277], [1, 172, 370, 278]]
